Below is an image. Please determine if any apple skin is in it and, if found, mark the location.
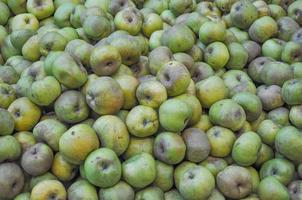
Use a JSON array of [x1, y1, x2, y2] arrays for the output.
[[68, 179, 98, 200], [288, 180, 302, 200], [8, 97, 41, 131], [8, 0, 27, 15], [123, 136, 154, 159], [258, 177, 290, 200], [153, 131, 186, 165], [51, 152, 77, 181], [26, 0, 55, 20], [179, 166, 215, 200], [260, 158, 295, 185], [0, 108, 15, 135], [199, 21, 226, 45], [216, 166, 253, 199], [126, 105, 159, 138], [207, 126, 236, 158], [282, 78, 302, 105], [230, 0, 258, 29], [232, 131, 262, 166], [257, 119, 280, 146], [86, 76, 124, 115], [249, 16, 278, 43], [59, 124, 100, 165], [0, 163, 25, 199], [0, 1, 10, 25], [275, 126, 302, 163], [93, 115, 129, 156], [209, 99, 246, 131], [0, 135, 21, 162], [30, 180, 67, 200], [159, 99, 192, 133], [154, 160, 174, 192], [84, 148, 122, 188], [99, 181, 135, 200], [204, 42, 230, 70], [135, 187, 165, 200], [122, 153, 156, 189]]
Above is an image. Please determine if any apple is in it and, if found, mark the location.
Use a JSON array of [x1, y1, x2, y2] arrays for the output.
[[68, 179, 98, 200], [26, 0, 55, 20], [0, 108, 15, 135], [0, 135, 21, 162], [99, 181, 134, 200], [51, 152, 77, 181], [0, 163, 24, 199], [30, 180, 67, 200], [258, 177, 290, 200]]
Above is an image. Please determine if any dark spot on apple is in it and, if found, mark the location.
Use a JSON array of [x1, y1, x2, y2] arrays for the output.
[[214, 130, 220, 137], [207, 47, 213, 54], [101, 162, 109, 170], [145, 95, 151, 100], [260, 61, 265, 65], [127, 17, 133, 23], [31, 148, 37, 155], [164, 73, 171, 81], [159, 141, 165, 153], [272, 168, 278, 175], [71, 131, 75, 136], [24, 18, 30, 24], [143, 119, 148, 126], [235, 5, 241, 11], [11, 181, 16, 189], [1, 88, 8, 94], [48, 193, 57, 200], [188, 172, 195, 179], [293, 187, 298, 193], [236, 75, 241, 81], [14, 110, 20, 117]]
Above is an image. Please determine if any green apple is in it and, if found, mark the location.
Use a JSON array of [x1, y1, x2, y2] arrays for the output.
[[230, 0, 258, 29], [267, 107, 289, 126], [292, 62, 302, 78], [11, 13, 39, 31], [153, 131, 186, 165], [258, 177, 289, 200], [164, 189, 184, 200], [161, 24, 195, 53], [68, 179, 98, 200], [14, 192, 30, 200], [0, 1, 10, 25], [136, 80, 167, 109], [90, 45, 121, 76], [275, 126, 302, 162], [261, 39, 285, 60], [26, 0, 55, 20], [179, 166, 215, 200], [83, 15, 112, 40], [93, 115, 129, 156], [232, 131, 262, 166], [123, 136, 154, 159], [33, 119, 67, 151], [288, 181, 302, 200], [70, 4, 86, 28], [51, 152, 77, 181], [204, 42, 230, 70], [257, 85, 283, 111], [99, 181, 135, 200], [22, 34, 41, 61], [281, 41, 302, 63], [0, 65, 19, 85], [269, 4, 286, 20], [159, 99, 192, 132], [30, 180, 66, 200], [115, 75, 139, 109], [148, 46, 173, 75], [28, 172, 57, 190], [114, 7, 143, 35], [288, 0, 302, 25], [209, 99, 246, 131], [59, 124, 100, 165], [200, 156, 228, 176], [143, 0, 169, 14], [232, 92, 262, 122], [122, 153, 156, 188], [217, 166, 253, 199], [281, 78, 302, 105], [254, 143, 274, 167], [289, 105, 302, 129], [243, 40, 261, 63], [84, 148, 121, 188], [226, 42, 248, 70], [0, 163, 24, 199], [21, 143, 53, 176], [51, 52, 87, 89], [260, 158, 295, 185], [292, 29, 302, 45], [277, 16, 299, 41], [55, 90, 89, 124], [249, 16, 278, 43], [8, 97, 41, 131], [0, 108, 15, 135], [8, 0, 27, 15], [157, 61, 191, 97], [39, 31, 67, 56], [142, 13, 163, 37], [257, 119, 280, 146], [149, 30, 163, 50], [190, 62, 214, 82], [207, 126, 236, 157], [248, 56, 274, 83], [174, 161, 196, 189], [0, 135, 21, 162], [53, 2, 75, 27], [260, 61, 293, 86], [199, 21, 226, 44], [181, 128, 210, 162], [154, 160, 174, 191]]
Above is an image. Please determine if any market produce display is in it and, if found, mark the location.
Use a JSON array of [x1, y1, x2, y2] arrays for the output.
[[1, 0, 302, 199]]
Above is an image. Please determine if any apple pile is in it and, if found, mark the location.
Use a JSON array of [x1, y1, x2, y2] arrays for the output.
[[1, 0, 302, 199]]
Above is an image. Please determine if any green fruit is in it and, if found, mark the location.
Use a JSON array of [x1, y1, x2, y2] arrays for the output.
[[199, 21, 226, 44], [209, 99, 246, 131], [275, 126, 302, 162], [232, 131, 262, 166], [289, 105, 302, 129], [161, 24, 195, 53], [248, 16, 278, 43], [204, 42, 230, 70], [226, 42, 248, 70], [0, 108, 15, 135], [67, 179, 98, 200], [122, 153, 156, 189], [154, 161, 174, 192], [230, 0, 258, 29], [135, 187, 164, 200], [258, 177, 290, 200], [257, 119, 280, 146], [282, 78, 302, 105], [84, 148, 122, 188], [159, 99, 192, 132], [0, 135, 21, 162], [99, 181, 135, 200]]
